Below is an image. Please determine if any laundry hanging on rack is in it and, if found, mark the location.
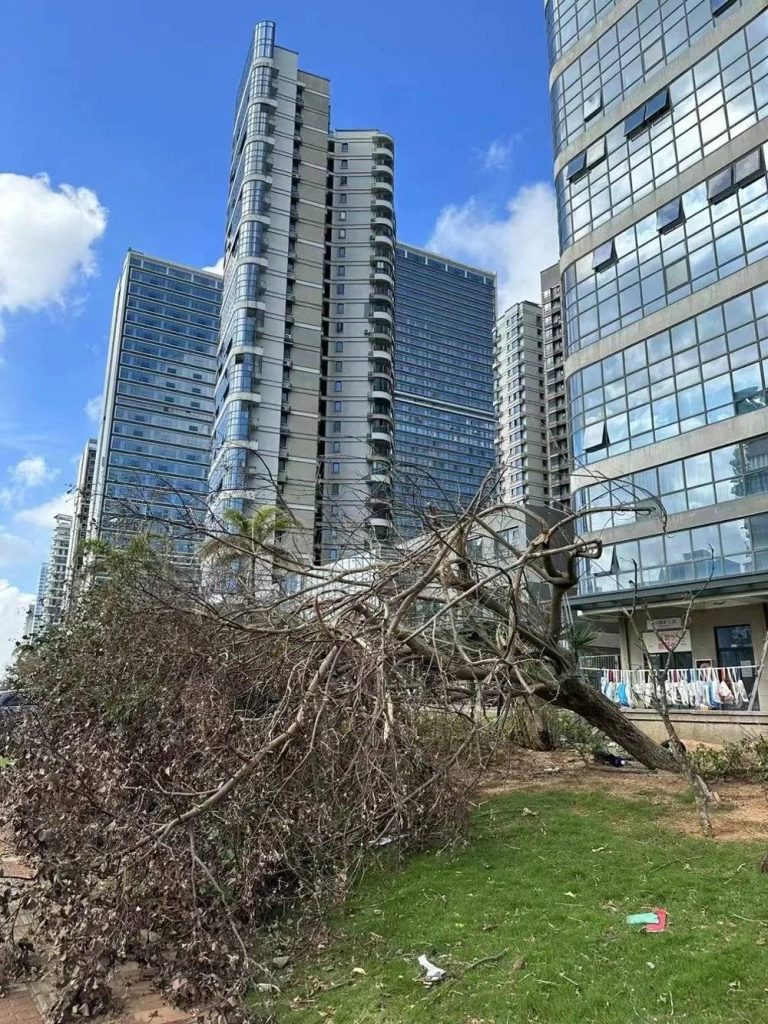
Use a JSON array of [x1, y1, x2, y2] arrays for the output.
[[597, 666, 750, 710]]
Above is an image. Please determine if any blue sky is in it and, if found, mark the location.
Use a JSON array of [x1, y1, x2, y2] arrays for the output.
[[0, 0, 559, 663]]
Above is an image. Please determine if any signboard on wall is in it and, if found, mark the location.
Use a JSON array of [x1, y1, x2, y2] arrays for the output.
[[647, 617, 683, 631], [642, 629, 692, 655]]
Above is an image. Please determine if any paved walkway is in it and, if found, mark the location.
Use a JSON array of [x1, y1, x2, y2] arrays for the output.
[[1, 827, 196, 1024]]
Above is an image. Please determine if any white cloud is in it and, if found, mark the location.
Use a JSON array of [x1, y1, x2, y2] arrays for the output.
[[0, 579, 34, 674], [0, 531, 36, 567], [427, 182, 560, 311], [15, 491, 74, 530], [202, 257, 224, 276], [84, 394, 103, 424], [10, 456, 55, 488], [0, 173, 107, 337], [480, 136, 520, 172]]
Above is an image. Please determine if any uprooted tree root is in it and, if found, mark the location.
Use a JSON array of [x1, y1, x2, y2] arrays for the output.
[[0, 579, 470, 1022]]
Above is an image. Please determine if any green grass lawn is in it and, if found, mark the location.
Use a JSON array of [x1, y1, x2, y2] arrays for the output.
[[257, 789, 768, 1024]]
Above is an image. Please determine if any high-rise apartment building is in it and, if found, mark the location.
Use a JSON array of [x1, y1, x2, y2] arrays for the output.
[[28, 563, 48, 636], [393, 244, 496, 535], [42, 515, 73, 627], [549, 0, 768, 704], [211, 21, 396, 564], [541, 264, 570, 506], [494, 301, 548, 504], [64, 438, 97, 606], [89, 252, 221, 556], [317, 130, 397, 561]]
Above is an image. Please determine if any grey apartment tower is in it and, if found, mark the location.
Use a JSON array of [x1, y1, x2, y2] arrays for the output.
[[549, 0, 768, 703], [89, 251, 221, 556], [210, 21, 396, 563], [393, 245, 496, 534]]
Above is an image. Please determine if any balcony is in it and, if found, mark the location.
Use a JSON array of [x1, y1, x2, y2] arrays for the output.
[[370, 309, 393, 326], [369, 429, 393, 445], [371, 268, 395, 288], [371, 197, 395, 214], [370, 347, 393, 363], [368, 516, 391, 530]]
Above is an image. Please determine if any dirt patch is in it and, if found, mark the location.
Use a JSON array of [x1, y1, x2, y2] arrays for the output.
[[476, 748, 768, 844]]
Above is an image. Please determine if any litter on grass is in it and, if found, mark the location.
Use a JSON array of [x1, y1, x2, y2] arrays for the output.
[[627, 908, 668, 932], [418, 955, 447, 984]]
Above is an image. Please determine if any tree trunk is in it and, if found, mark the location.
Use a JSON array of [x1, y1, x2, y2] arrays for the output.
[[553, 677, 680, 772]]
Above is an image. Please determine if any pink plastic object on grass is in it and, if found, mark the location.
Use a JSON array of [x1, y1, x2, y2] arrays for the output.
[[645, 908, 668, 932]]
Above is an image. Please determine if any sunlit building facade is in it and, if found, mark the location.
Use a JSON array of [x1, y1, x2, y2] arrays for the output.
[[549, 0, 768, 705], [90, 252, 221, 558]]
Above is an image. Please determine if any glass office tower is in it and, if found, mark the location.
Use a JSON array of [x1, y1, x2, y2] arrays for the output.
[[89, 251, 221, 559], [393, 244, 496, 534], [549, 0, 768, 705]]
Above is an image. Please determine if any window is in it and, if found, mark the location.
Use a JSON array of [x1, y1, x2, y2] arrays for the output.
[[332, 462, 340, 474], [708, 166, 736, 204], [338, 228, 346, 239], [336, 284, 345, 296], [585, 137, 606, 170], [341, 142, 349, 153], [332, 441, 341, 453], [566, 151, 587, 182], [340, 159, 348, 169], [335, 322, 344, 333], [336, 302, 345, 314], [335, 340, 344, 353], [339, 211, 346, 221], [624, 87, 671, 137], [735, 149, 765, 190], [592, 239, 617, 273], [339, 194, 347, 204], [707, 151, 766, 211], [334, 380, 342, 392], [339, 176, 347, 186], [667, 256, 692, 292], [329, 548, 338, 560], [334, 360, 343, 372], [711, 0, 737, 12], [338, 246, 346, 257], [657, 197, 685, 234], [583, 89, 602, 122], [331, 483, 340, 495], [583, 421, 608, 453], [332, 420, 342, 433], [337, 266, 346, 277], [333, 400, 342, 412]]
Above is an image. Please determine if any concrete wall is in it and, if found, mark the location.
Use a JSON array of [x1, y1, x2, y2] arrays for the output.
[[625, 709, 768, 746]]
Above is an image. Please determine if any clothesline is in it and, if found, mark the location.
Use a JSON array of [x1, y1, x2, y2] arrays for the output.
[[597, 666, 751, 710]]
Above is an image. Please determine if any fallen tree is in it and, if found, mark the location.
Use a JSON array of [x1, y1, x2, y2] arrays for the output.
[[1, 494, 687, 1018]]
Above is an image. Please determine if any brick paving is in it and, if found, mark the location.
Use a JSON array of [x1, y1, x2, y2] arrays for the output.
[[1, 830, 195, 1024]]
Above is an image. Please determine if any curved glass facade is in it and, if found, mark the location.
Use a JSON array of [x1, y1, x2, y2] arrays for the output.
[[575, 433, 768, 530], [557, 9, 768, 249], [580, 511, 768, 595], [569, 281, 768, 466], [545, 0, 620, 67], [551, 0, 747, 156], [564, 147, 768, 352]]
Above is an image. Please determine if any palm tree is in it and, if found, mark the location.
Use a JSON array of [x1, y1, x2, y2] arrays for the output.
[[203, 505, 300, 592]]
